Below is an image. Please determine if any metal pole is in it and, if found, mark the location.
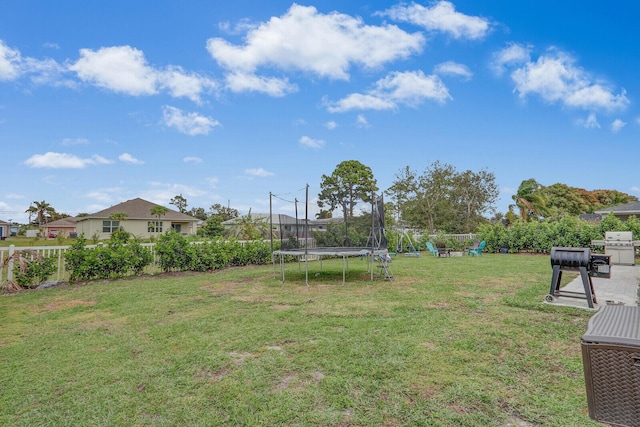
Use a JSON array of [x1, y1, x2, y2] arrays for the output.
[[305, 184, 309, 286], [270, 192, 277, 279]]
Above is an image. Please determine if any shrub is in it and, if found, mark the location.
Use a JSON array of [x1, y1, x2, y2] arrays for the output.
[[154, 230, 193, 272], [7, 250, 57, 288], [65, 234, 153, 283]]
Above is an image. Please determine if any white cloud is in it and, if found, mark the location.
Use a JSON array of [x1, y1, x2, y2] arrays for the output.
[[578, 113, 600, 129], [183, 156, 203, 164], [0, 40, 71, 86], [61, 137, 89, 146], [245, 168, 274, 177], [0, 40, 22, 81], [70, 46, 158, 95], [141, 182, 208, 206], [70, 45, 217, 102], [299, 135, 325, 149], [433, 61, 472, 80], [611, 118, 626, 133], [504, 48, 628, 111], [381, 1, 491, 40], [158, 66, 218, 103], [224, 71, 296, 96], [24, 152, 112, 169], [207, 4, 424, 93], [325, 121, 337, 130], [326, 70, 451, 112], [491, 43, 531, 75], [86, 187, 126, 204], [162, 106, 220, 136], [119, 153, 144, 164], [356, 114, 369, 128]]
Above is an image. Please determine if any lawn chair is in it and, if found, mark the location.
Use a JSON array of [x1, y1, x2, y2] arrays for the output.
[[468, 240, 486, 256], [466, 240, 480, 256], [425, 241, 438, 256], [435, 241, 450, 257]]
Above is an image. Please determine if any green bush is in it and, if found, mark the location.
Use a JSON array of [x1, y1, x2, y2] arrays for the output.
[[478, 213, 639, 253], [65, 234, 153, 283], [12, 251, 57, 288]]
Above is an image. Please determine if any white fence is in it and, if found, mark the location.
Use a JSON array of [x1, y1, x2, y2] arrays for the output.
[[428, 233, 477, 243], [0, 243, 157, 284]]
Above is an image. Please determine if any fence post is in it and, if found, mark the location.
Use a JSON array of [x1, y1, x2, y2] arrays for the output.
[[7, 244, 15, 282]]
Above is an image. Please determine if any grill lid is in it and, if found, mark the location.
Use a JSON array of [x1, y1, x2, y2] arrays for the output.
[[605, 231, 634, 242]]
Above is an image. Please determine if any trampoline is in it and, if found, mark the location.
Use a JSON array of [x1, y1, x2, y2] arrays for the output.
[[273, 246, 390, 285], [270, 185, 389, 285]]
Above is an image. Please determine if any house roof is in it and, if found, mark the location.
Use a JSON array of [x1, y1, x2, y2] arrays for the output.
[[46, 217, 78, 227], [76, 198, 198, 222], [594, 201, 640, 215]]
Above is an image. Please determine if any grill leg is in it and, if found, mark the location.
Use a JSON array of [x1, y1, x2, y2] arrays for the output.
[[579, 267, 597, 308], [549, 265, 562, 296]]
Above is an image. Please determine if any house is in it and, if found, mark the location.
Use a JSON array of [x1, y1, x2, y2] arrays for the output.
[[45, 217, 78, 238], [74, 198, 199, 240], [222, 213, 344, 239], [594, 201, 640, 221], [0, 219, 9, 240]]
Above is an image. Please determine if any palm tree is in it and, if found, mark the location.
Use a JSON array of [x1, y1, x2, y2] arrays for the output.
[[26, 200, 55, 227], [511, 179, 548, 221], [150, 205, 169, 238], [109, 212, 128, 229]]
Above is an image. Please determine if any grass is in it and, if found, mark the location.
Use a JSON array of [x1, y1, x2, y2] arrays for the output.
[[0, 253, 599, 426]]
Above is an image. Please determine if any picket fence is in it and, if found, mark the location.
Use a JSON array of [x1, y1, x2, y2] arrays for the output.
[[0, 243, 158, 284]]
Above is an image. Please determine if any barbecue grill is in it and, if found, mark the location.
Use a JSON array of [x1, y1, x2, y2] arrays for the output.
[[591, 231, 639, 266], [546, 247, 612, 308]]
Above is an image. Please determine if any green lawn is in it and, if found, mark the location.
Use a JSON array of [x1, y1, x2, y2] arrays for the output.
[[1, 253, 599, 426]]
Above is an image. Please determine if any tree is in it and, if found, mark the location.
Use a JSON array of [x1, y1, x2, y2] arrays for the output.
[[452, 168, 499, 233], [387, 162, 456, 232], [209, 203, 239, 222], [543, 183, 586, 217], [187, 207, 208, 221], [317, 160, 378, 218], [511, 179, 548, 221], [26, 200, 55, 227], [109, 212, 128, 231], [387, 162, 498, 233], [170, 194, 188, 213], [150, 205, 169, 238], [229, 209, 270, 240], [315, 209, 333, 219]]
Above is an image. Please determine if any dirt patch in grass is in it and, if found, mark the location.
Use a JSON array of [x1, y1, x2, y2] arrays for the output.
[[272, 304, 295, 310], [38, 299, 97, 313]]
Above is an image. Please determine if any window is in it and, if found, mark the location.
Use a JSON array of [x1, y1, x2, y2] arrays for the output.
[[148, 221, 163, 233], [171, 224, 182, 233], [103, 220, 119, 233]]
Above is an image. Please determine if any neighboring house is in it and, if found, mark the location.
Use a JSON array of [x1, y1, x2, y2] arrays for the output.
[[0, 219, 9, 239], [594, 201, 640, 221], [45, 217, 78, 238], [75, 198, 199, 240], [222, 213, 343, 238]]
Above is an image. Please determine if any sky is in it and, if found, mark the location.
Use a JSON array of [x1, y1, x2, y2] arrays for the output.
[[1, 1, 639, 224]]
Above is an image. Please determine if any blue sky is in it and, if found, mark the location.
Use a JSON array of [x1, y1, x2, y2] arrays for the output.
[[1, 1, 638, 223]]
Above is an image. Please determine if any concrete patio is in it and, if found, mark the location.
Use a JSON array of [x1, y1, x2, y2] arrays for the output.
[[546, 264, 640, 310]]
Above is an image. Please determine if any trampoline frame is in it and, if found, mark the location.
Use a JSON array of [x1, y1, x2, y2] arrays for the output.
[[270, 185, 388, 285]]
